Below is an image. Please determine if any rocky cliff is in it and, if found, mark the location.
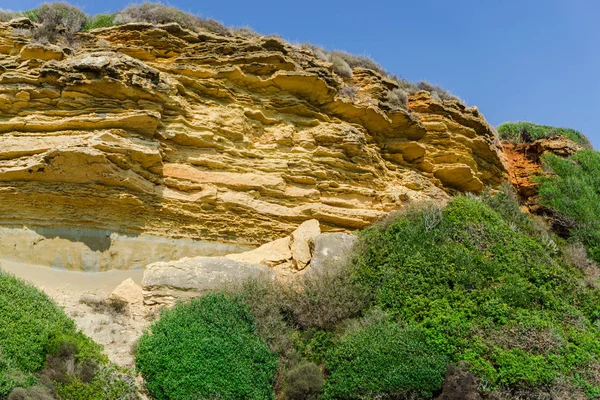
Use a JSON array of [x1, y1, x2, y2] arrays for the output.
[[0, 19, 507, 253]]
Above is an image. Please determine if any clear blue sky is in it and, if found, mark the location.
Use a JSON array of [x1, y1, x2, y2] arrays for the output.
[[3, 0, 599, 148]]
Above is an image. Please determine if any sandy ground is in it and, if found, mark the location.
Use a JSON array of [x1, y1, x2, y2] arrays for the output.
[[1, 259, 154, 368]]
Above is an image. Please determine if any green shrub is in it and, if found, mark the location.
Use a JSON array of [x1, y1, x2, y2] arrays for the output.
[[114, 3, 198, 29], [387, 87, 408, 108], [135, 293, 277, 400], [0, 10, 23, 22], [114, 3, 230, 35], [279, 262, 371, 331], [323, 321, 447, 399], [417, 81, 461, 102], [7, 386, 54, 400], [537, 149, 600, 263], [0, 271, 78, 378], [329, 54, 352, 78], [0, 270, 136, 399], [30, 2, 86, 44], [54, 365, 138, 400], [329, 51, 385, 75], [0, 353, 37, 398], [351, 195, 600, 393], [497, 121, 591, 146], [294, 330, 334, 365], [284, 361, 323, 400], [84, 13, 117, 31]]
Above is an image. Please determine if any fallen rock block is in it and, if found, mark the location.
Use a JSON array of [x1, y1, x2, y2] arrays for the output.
[[225, 236, 292, 267], [142, 257, 272, 306], [290, 219, 321, 270], [109, 278, 143, 306]]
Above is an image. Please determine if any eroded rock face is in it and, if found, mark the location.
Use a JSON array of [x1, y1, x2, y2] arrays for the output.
[[0, 22, 507, 248], [504, 136, 583, 209], [142, 256, 272, 306]]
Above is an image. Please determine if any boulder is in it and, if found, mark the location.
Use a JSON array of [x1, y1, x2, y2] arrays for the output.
[[108, 278, 143, 305], [225, 236, 291, 267], [142, 257, 272, 306], [309, 233, 359, 273], [290, 219, 321, 270]]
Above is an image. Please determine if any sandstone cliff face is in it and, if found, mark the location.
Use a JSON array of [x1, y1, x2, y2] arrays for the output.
[[0, 20, 507, 249]]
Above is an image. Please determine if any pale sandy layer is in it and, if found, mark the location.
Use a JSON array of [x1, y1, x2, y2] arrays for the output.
[[1, 259, 144, 293]]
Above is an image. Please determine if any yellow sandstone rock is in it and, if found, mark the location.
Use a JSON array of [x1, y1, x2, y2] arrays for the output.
[[0, 21, 507, 253]]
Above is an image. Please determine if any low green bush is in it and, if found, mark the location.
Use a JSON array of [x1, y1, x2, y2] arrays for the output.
[[54, 365, 138, 400], [0, 270, 137, 399], [323, 321, 447, 399], [497, 121, 591, 145], [84, 13, 117, 31], [30, 2, 86, 44], [417, 81, 461, 102], [135, 293, 277, 400], [351, 195, 600, 393], [329, 51, 385, 75], [537, 149, 600, 263], [284, 361, 323, 400], [0, 10, 23, 22], [0, 271, 80, 384], [114, 3, 230, 35], [7, 385, 54, 400]]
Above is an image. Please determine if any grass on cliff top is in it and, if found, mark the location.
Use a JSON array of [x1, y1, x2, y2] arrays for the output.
[[5, 2, 462, 105], [497, 121, 591, 146], [0, 270, 138, 399]]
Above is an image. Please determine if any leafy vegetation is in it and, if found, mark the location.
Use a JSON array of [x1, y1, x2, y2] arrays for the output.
[[351, 196, 600, 396], [83, 13, 116, 31], [0, 270, 138, 399], [113, 3, 229, 35], [28, 2, 86, 45], [537, 149, 600, 264], [0, 10, 23, 22], [283, 361, 323, 400], [135, 293, 278, 400], [323, 321, 446, 399], [497, 121, 591, 146], [0, 270, 85, 395]]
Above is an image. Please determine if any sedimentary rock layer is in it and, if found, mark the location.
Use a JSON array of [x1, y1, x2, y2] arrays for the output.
[[0, 20, 507, 246]]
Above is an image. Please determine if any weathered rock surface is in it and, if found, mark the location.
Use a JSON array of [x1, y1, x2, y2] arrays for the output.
[[0, 21, 507, 250], [309, 232, 359, 274], [0, 226, 252, 270], [142, 256, 272, 306]]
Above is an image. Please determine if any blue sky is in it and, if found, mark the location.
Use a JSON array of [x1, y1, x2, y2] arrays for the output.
[[4, 0, 599, 148]]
